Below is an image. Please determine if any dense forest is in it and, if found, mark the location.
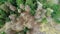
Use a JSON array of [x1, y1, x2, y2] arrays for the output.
[[0, 0, 60, 34]]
